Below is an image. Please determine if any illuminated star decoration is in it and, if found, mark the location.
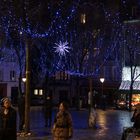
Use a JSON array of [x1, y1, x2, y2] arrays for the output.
[[54, 41, 70, 56]]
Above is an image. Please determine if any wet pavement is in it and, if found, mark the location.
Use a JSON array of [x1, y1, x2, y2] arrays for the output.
[[17, 107, 134, 140]]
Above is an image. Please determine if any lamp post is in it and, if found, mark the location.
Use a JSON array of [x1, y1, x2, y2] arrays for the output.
[[22, 77, 26, 94], [24, 39, 31, 135], [100, 78, 105, 110], [100, 78, 105, 96]]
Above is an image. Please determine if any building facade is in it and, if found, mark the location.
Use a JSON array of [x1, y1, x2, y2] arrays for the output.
[[0, 61, 23, 104]]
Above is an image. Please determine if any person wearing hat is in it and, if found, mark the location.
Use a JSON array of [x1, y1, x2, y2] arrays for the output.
[[0, 97, 17, 140]]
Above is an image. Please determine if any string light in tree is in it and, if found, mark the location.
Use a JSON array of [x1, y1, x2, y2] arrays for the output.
[[54, 41, 70, 56]]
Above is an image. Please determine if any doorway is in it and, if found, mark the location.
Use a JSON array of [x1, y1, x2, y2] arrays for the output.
[[11, 87, 18, 105]]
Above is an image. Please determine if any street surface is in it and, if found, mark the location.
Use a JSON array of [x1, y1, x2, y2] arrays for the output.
[[17, 107, 134, 140]]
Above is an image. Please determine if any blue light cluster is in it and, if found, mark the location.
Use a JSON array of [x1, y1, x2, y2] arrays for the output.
[[0, 0, 81, 39], [0, 0, 140, 79]]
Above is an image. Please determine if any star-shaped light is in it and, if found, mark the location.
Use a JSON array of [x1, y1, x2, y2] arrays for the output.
[[54, 41, 70, 56]]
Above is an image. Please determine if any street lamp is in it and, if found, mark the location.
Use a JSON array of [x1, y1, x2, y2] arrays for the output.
[[100, 78, 105, 110], [22, 77, 26, 94], [22, 77, 26, 83], [100, 78, 105, 96]]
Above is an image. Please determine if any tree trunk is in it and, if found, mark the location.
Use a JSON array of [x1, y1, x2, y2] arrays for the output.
[[24, 39, 31, 134], [18, 72, 23, 98], [76, 76, 80, 110], [129, 83, 133, 111]]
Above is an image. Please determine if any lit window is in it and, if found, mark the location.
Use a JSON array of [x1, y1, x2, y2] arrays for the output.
[[81, 13, 86, 24], [39, 89, 43, 95], [34, 89, 38, 95]]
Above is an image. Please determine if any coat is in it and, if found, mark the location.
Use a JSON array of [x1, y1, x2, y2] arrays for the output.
[[131, 108, 140, 129], [52, 111, 73, 140], [0, 107, 17, 140]]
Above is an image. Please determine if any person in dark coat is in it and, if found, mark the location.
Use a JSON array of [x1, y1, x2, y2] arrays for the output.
[[17, 94, 25, 131], [131, 106, 140, 130], [44, 96, 53, 127], [121, 104, 140, 140], [0, 97, 17, 140]]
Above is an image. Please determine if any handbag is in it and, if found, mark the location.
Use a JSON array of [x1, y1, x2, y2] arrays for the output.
[[68, 127, 73, 138]]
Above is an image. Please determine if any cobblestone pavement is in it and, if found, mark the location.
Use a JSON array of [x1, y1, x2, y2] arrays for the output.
[[17, 107, 134, 140]]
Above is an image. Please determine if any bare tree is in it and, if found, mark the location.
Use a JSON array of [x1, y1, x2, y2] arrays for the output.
[[122, 24, 140, 111]]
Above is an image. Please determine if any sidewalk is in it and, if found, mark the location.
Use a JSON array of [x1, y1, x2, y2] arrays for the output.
[[17, 107, 133, 140], [17, 127, 121, 140]]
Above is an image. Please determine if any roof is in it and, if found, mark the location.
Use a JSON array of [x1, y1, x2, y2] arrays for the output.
[[119, 81, 140, 90]]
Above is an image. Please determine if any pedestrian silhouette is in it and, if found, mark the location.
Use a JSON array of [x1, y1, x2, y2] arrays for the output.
[[17, 94, 25, 132], [44, 96, 52, 127]]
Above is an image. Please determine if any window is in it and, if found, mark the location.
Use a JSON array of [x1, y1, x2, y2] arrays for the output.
[[55, 71, 70, 80], [34, 89, 43, 96], [34, 89, 38, 95], [0, 70, 3, 81], [132, 6, 137, 18], [10, 71, 16, 81], [81, 13, 86, 24], [39, 89, 43, 95]]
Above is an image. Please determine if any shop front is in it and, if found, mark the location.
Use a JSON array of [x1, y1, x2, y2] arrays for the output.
[[117, 81, 140, 109]]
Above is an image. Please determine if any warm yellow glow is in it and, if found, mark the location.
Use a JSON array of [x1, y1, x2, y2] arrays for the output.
[[34, 89, 38, 95], [81, 13, 86, 24], [39, 89, 43, 95]]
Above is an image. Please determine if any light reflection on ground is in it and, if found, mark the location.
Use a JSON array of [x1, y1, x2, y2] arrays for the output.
[[17, 107, 133, 140]]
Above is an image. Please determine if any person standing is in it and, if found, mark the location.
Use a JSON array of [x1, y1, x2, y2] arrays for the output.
[[0, 97, 17, 140], [44, 96, 52, 127], [17, 94, 25, 132], [52, 102, 73, 140], [121, 104, 140, 140]]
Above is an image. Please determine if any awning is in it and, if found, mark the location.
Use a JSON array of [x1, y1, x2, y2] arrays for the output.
[[119, 81, 140, 90]]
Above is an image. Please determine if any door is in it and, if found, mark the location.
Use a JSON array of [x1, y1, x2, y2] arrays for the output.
[[11, 87, 18, 105]]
